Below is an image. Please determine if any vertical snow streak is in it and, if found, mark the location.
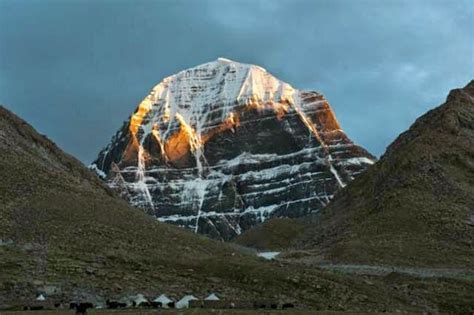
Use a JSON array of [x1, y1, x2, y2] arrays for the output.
[[101, 149, 109, 170], [136, 144, 154, 209], [129, 92, 157, 210], [193, 180, 207, 233], [328, 156, 346, 188], [175, 113, 206, 175], [180, 178, 209, 233], [292, 92, 346, 188], [151, 126, 168, 161]]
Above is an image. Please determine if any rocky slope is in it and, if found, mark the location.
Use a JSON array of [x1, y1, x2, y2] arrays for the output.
[[91, 58, 374, 240], [238, 81, 474, 268]]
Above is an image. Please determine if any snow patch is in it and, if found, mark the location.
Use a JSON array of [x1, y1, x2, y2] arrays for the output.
[[257, 252, 280, 260], [339, 157, 375, 166], [88, 163, 106, 179]]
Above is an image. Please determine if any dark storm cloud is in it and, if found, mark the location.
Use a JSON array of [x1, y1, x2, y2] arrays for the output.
[[0, 0, 473, 163]]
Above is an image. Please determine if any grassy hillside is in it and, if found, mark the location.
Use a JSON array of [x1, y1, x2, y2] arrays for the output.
[[234, 218, 306, 250]]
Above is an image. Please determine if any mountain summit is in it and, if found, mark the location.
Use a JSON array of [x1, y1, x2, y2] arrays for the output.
[[91, 58, 374, 239]]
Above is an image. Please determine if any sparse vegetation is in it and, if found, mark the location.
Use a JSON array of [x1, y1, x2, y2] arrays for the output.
[[234, 218, 305, 250]]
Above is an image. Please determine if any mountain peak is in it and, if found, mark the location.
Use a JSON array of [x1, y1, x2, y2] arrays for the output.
[[217, 57, 233, 62], [150, 58, 291, 111], [91, 60, 375, 240], [215, 57, 267, 71], [128, 58, 299, 162], [216, 57, 237, 64]]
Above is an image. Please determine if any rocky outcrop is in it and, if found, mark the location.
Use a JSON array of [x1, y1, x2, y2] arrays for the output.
[[91, 58, 375, 240]]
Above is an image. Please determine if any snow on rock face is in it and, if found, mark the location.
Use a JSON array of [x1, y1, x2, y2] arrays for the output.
[[127, 58, 296, 169], [91, 58, 375, 240]]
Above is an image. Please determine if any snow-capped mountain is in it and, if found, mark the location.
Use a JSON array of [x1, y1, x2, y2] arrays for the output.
[[90, 58, 375, 240]]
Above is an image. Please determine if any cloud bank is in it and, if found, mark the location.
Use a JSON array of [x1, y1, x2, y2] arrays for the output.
[[0, 0, 472, 162]]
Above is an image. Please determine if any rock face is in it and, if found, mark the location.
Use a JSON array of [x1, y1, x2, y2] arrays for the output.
[[91, 58, 375, 240]]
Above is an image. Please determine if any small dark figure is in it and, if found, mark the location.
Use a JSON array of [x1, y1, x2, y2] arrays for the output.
[[30, 306, 44, 310], [150, 301, 162, 308], [106, 300, 117, 309], [73, 302, 94, 315], [138, 301, 151, 308], [167, 301, 175, 308], [282, 303, 295, 309], [81, 302, 94, 309], [75, 305, 86, 315], [106, 300, 125, 309]]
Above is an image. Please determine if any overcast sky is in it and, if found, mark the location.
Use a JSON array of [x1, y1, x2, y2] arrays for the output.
[[1, 0, 473, 163]]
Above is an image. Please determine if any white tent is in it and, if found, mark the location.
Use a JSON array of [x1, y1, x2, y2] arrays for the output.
[[205, 293, 220, 301], [36, 294, 46, 301], [176, 295, 198, 309], [133, 294, 148, 306], [153, 294, 172, 308]]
